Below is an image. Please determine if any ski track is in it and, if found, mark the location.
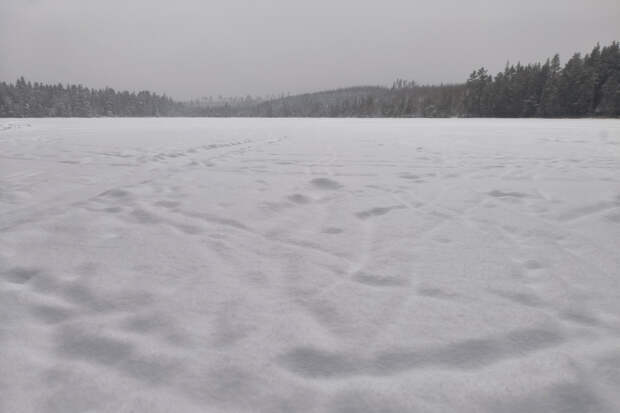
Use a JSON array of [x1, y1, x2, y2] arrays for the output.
[[1, 118, 620, 412]]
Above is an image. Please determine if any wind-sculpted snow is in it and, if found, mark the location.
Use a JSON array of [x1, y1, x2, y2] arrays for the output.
[[1, 118, 620, 412]]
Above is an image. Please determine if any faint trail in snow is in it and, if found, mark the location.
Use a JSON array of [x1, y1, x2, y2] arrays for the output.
[[277, 324, 566, 378]]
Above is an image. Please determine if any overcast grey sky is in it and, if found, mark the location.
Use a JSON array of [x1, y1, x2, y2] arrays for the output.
[[1, 0, 619, 100]]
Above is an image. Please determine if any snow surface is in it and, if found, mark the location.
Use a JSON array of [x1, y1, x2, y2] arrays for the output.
[[1, 118, 620, 412]]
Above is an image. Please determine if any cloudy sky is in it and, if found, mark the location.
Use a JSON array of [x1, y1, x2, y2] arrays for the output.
[[1, 0, 619, 99]]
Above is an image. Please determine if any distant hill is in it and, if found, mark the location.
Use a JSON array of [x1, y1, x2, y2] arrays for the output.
[[247, 84, 464, 118], [193, 83, 465, 118]]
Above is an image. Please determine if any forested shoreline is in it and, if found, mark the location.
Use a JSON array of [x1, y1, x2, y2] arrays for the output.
[[1, 42, 618, 118]]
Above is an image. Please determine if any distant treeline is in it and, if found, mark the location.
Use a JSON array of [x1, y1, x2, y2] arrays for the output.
[[1, 42, 618, 118], [198, 82, 466, 117], [0, 80, 184, 117]]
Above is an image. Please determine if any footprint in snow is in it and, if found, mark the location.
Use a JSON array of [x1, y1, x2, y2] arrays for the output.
[[310, 178, 342, 190]]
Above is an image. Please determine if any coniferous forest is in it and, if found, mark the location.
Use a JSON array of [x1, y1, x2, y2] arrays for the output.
[[0, 80, 184, 117], [1, 42, 618, 118]]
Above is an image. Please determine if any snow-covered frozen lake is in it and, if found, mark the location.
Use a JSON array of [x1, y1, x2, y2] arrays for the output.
[[1, 118, 620, 412]]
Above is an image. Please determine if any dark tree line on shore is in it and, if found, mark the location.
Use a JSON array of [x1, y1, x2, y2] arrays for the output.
[[1, 42, 618, 118], [464, 42, 620, 117], [0, 80, 183, 117]]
